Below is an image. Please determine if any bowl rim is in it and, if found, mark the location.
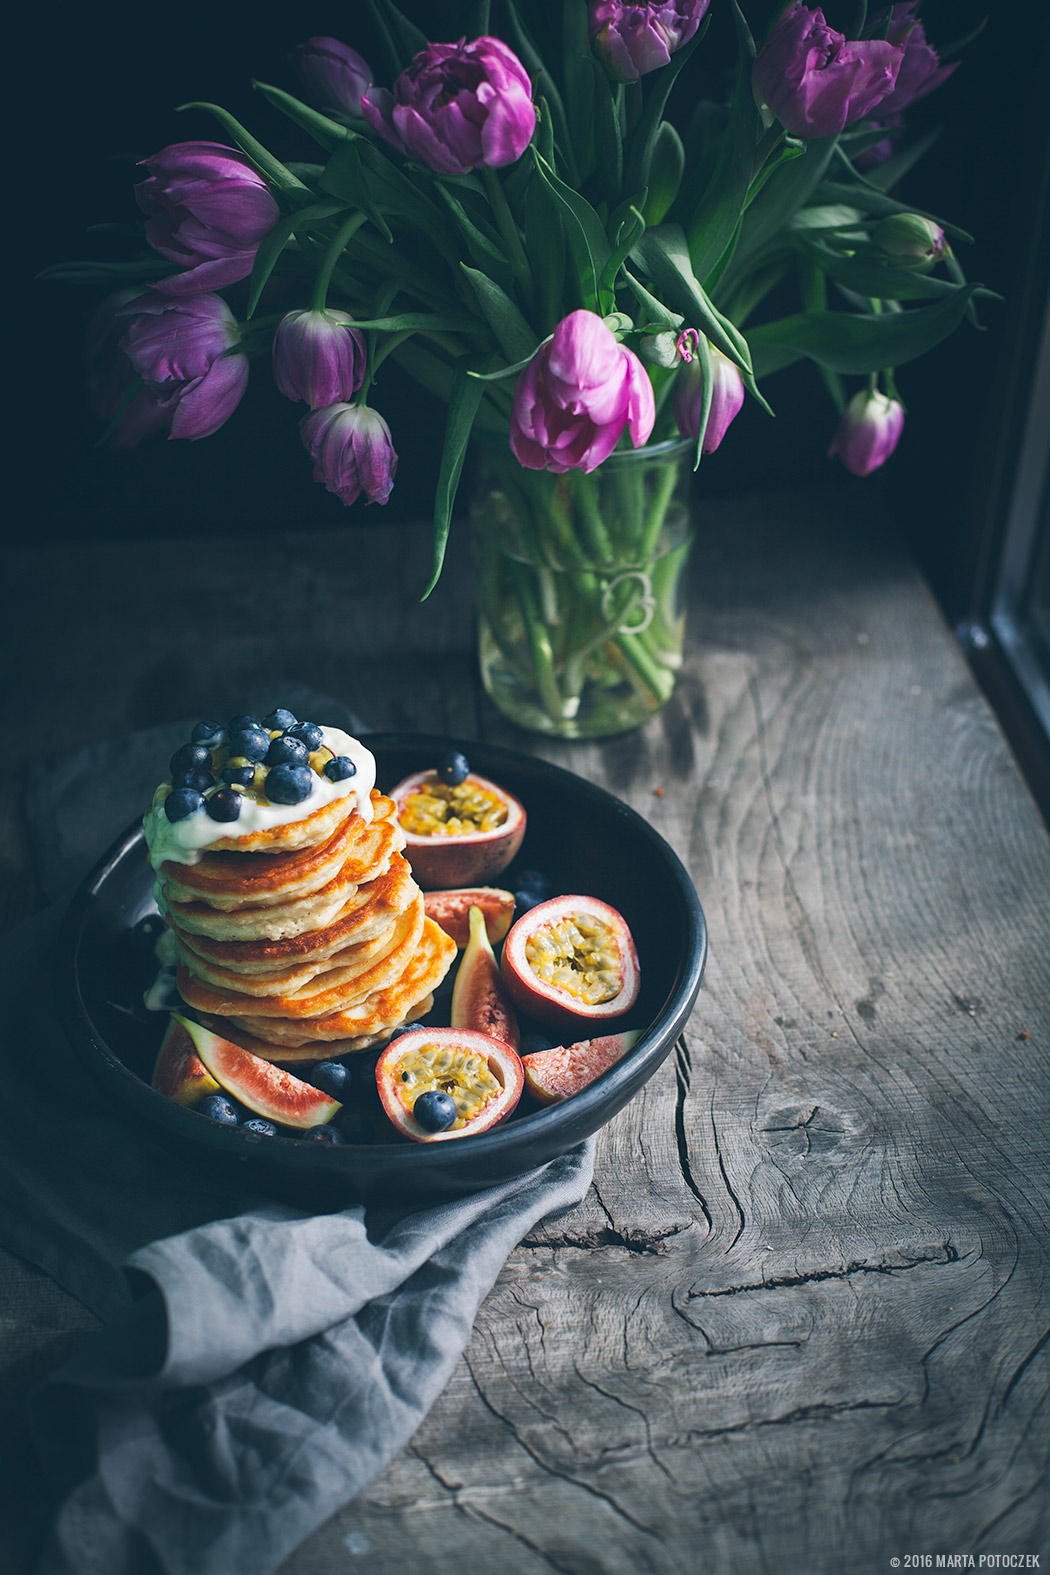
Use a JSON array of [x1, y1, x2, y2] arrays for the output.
[[59, 732, 708, 1175]]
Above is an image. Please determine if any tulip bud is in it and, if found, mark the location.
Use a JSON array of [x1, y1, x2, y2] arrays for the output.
[[291, 37, 372, 117], [872, 213, 947, 271], [272, 309, 367, 408], [639, 331, 681, 369], [674, 342, 744, 454], [827, 389, 904, 476], [300, 403, 398, 506], [588, 0, 711, 85], [510, 310, 655, 474], [135, 142, 280, 296], [752, 6, 903, 140], [362, 37, 535, 175], [119, 292, 249, 441]]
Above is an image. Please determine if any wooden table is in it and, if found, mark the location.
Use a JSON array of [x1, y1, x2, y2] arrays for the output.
[[3, 485, 1048, 1573]]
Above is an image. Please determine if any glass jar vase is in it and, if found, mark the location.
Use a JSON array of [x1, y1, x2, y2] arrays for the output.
[[470, 438, 693, 739]]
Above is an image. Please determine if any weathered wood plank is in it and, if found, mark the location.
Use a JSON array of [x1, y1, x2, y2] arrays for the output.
[[1, 487, 1048, 1573]]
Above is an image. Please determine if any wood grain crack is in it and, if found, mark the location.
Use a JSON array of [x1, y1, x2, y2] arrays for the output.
[[684, 1242, 959, 1299], [674, 1035, 713, 1228]]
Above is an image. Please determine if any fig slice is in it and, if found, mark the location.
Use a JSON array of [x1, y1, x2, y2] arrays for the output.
[[151, 1015, 221, 1107], [522, 1030, 642, 1105], [176, 1015, 341, 1129], [423, 886, 515, 948], [450, 904, 520, 1051], [375, 1027, 524, 1142], [389, 769, 525, 889], [501, 895, 640, 1034]]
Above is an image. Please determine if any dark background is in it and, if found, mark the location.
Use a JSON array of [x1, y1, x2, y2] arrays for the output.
[[16, 0, 1050, 628]]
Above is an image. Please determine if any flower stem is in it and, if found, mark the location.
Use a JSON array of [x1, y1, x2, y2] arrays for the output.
[[311, 212, 369, 313], [482, 167, 534, 305]]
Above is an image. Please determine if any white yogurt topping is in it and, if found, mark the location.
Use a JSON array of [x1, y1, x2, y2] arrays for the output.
[[143, 725, 376, 871]]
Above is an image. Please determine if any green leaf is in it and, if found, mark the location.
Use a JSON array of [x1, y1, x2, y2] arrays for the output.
[[246, 199, 351, 318], [831, 147, 973, 240], [37, 258, 171, 284], [688, 333, 716, 472], [314, 140, 392, 244], [682, 0, 759, 280], [460, 265, 539, 362], [588, 57, 623, 200], [466, 351, 539, 382], [630, 224, 753, 372], [422, 358, 494, 600], [524, 172, 565, 332], [562, 1, 596, 181], [365, 0, 427, 76], [735, 137, 838, 265], [791, 235, 974, 302], [643, 123, 684, 227], [176, 103, 314, 204], [532, 148, 612, 314], [252, 82, 348, 152], [598, 206, 647, 301], [857, 128, 940, 193], [621, 266, 683, 330], [504, 0, 577, 185], [340, 310, 483, 334], [431, 182, 510, 284], [747, 285, 984, 376], [623, 21, 707, 197]]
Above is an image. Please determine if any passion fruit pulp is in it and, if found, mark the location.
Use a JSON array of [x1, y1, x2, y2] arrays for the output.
[[375, 1027, 524, 1142], [501, 895, 641, 1034], [389, 768, 525, 890]]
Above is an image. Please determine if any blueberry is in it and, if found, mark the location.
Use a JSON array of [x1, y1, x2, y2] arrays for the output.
[[222, 763, 255, 787], [436, 750, 470, 787], [242, 1117, 278, 1137], [308, 1060, 353, 1099], [384, 1024, 415, 1044], [228, 713, 262, 734], [266, 763, 314, 804], [304, 1124, 346, 1143], [287, 721, 323, 751], [170, 742, 212, 776], [515, 869, 550, 897], [414, 1090, 457, 1132], [191, 720, 225, 748], [131, 914, 166, 952], [197, 1094, 240, 1126], [228, 727, 270, 762], [514, 888, 547, 915], [262, 708, 297, 731], [266, 735, 308, 767], [336, 1110, 373, 1144], [324, 755, 357, 782], [171, 768, 214, 793], [164, 787, 204, 822], [206, 787, 243, 822]]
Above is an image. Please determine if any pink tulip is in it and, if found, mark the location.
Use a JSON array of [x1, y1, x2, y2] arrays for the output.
[[872, 2, 957, 117], [828, 389, 904, 476], [674, 341, 745, 454], [119, 293, 249, 441], [362, 37, 535, 175], [291, 37, 373, 116], [135, 141, 280, 296], [300, 403, 398, 505], [510, 311, 655, 474], [588, 0, 710, 84], [752, 6, 903, 140]]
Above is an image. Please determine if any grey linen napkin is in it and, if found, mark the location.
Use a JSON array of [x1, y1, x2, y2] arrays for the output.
[[0, 689, 595, 1575]]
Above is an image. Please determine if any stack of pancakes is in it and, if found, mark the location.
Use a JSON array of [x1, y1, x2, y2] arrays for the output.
[[155, 791, 457, 1062]]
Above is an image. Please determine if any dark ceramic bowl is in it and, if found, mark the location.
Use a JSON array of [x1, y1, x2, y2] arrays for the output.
[[60, 734, 707, 1207]]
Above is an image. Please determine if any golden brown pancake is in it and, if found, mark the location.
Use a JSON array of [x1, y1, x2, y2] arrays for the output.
[[199, 996, 437, 1063], [178, 787, 364, 856]]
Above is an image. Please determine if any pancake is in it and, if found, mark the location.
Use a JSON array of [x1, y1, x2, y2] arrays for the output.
[[199, 995, 436, 1063], [169, 858, 416, 970], [223, 919, 457, 1048]]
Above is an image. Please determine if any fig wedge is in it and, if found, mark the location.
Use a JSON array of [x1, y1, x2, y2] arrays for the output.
[[151, 1015, 221, 1107], [450, 904, 520, 1051], [522, 1030, 642, 1105], [423, 886, 515, 948], [176, 1015, 341, 1130]]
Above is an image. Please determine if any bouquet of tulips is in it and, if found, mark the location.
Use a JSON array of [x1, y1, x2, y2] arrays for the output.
[[50, 0, 985, 732]]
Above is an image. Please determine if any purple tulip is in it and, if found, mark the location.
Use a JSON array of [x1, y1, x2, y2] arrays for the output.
[[119, 293, 249, 441], [272, 310, 367, 408], [84, 289, 171, 448], [510, 310, 655, 474], [361, 36, 535, 175], [827, 389, 904, 476], [135, 141, 280, 296], [291, 37, 372, 116], [752, 6, 903, 140], [871, 3, 957, 117], [674, 341, 745, 454], [588, 0, 710, 84], [300, 403, 398, 505]]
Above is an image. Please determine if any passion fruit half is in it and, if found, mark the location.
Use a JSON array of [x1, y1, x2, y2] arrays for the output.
[[389, 768, 525, 890], [501, 895, 641, 1034], [375, 1027, 524, 1142]]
